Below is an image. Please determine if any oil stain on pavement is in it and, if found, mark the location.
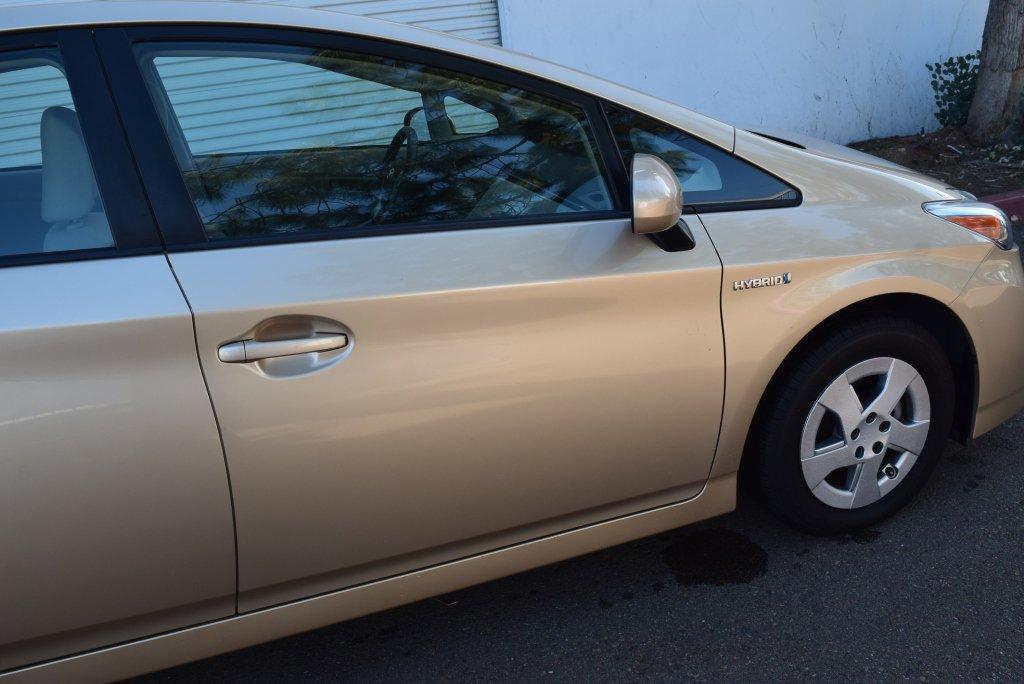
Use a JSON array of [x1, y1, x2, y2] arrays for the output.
[[662, 527, 767, 585]]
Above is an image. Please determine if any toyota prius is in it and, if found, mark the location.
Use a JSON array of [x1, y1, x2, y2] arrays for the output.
[[2, 2, 1024, 679]]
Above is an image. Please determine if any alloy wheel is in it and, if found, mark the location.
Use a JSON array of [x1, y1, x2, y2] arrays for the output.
[[799, 357, 931, 509]]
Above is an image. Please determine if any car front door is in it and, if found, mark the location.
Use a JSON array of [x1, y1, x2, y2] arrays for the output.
[[98, 26, 725, 611], [0, 31, 235, 671]]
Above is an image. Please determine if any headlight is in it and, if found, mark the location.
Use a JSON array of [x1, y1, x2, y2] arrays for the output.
[[923, 200, 1014, 249]]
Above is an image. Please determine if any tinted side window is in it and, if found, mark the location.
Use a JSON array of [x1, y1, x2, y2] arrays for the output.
[[0, 49, 114, 257], [604, 104, 798, 211], [443, 95, 498, 134], [136, 42, 617, 241]]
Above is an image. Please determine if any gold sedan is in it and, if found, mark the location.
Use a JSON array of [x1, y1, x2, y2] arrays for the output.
[[2, 1, 1023, 681]]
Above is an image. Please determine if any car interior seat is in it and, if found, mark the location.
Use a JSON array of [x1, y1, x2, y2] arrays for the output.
[[39, 106, 114, 252]]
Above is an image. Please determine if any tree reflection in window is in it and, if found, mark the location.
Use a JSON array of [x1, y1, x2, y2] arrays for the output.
[[142, 44, 616, 240]]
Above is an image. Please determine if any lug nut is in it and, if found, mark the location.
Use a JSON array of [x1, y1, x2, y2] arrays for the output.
[[851, 428, 860, 440], [855, 446, 865, 459], [866, 413, 877, 424], [872, 441, 884, 454], [879, 421, 891, 433]]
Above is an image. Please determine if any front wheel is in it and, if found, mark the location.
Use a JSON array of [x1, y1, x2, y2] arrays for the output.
[[753, 317, 955, 533]]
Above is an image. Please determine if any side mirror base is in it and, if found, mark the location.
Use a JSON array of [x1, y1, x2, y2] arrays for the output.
[[647, 217, 696, 252]]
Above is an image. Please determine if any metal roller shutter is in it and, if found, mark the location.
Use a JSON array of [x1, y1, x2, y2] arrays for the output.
[[249, 1, 502, 44], [0, 0, 501, 168]]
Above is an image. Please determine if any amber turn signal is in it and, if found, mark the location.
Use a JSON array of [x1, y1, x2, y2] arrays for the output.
[[944, 214, 1007, 241], [923, 200, 1013, 249]]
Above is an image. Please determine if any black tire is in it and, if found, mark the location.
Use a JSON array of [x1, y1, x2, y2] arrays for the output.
[[753, 317, 955, 534]]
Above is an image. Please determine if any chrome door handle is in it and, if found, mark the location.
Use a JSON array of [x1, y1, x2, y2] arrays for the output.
[[218, 333, 349, 363]]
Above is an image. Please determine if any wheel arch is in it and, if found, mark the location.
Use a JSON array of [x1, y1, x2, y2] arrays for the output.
[[735, 293, 977, 491]]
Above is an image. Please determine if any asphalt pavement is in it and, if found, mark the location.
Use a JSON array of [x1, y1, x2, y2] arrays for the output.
[[141, 409, 1024, 682]]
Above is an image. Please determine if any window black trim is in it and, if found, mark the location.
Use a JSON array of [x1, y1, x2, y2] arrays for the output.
[[687, 196, 803, 214], [0, 30, 58, 52], [592, 92, 632, 212], [600, 99, 803, 214], [93, 24, 631, 251], [60, 31, 163, 251], [0, 30, 163, 268], [93, 28, 209, 246]]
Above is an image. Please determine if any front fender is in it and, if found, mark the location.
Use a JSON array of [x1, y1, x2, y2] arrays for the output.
[[695, 207, 992, 480]]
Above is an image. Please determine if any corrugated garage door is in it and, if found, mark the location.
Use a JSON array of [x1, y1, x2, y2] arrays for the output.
[[0, 0, 501, 168], [257, 1, 501, 44]]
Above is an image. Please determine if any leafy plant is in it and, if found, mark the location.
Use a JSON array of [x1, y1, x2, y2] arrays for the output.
[[926, 51, 980, 127]]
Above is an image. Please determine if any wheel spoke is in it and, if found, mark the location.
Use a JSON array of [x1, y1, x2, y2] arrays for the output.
[[801, 442, 858, 488], [867, 358, 918, 417], [850, 462, 883, 507], [818, 376, 863, 435], [888, 419, 929, 455]]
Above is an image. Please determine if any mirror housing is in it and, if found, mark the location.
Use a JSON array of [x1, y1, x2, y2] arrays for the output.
[[631, 153, 682, 234]]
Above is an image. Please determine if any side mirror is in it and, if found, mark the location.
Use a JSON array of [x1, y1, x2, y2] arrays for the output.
[[631, 153, 682, 234]]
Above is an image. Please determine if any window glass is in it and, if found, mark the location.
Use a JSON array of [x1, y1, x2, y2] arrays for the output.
[[0, 50, 114, 257], [137, 43, 616, 241], [153, 54, 431, 155], [604, 104, 798, 209], [443, 95, 498, 134]]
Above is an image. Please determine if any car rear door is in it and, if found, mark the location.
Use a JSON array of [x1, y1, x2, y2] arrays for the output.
[[97, 25, 725, 612], [0, 31, 235, 671]]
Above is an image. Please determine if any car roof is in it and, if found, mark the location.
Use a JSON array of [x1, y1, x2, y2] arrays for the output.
[[0, 1, 734, 150]]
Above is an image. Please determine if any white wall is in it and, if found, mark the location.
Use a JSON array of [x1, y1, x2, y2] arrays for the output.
[[498, 0, 989, 143]]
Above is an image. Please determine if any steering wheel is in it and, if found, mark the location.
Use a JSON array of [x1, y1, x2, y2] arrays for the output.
[[370, 107, 421, 224]]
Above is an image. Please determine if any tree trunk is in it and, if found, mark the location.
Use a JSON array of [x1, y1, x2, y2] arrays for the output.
[[965, 0, 1024, 146]]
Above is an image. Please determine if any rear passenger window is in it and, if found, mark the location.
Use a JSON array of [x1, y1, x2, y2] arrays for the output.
[[135, 42, 617, 241], [0, 50, 114, 257], [604, 104, 799, 211]]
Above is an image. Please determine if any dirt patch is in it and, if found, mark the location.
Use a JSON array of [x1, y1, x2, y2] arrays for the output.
[[848, 127, 1024, 199]]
